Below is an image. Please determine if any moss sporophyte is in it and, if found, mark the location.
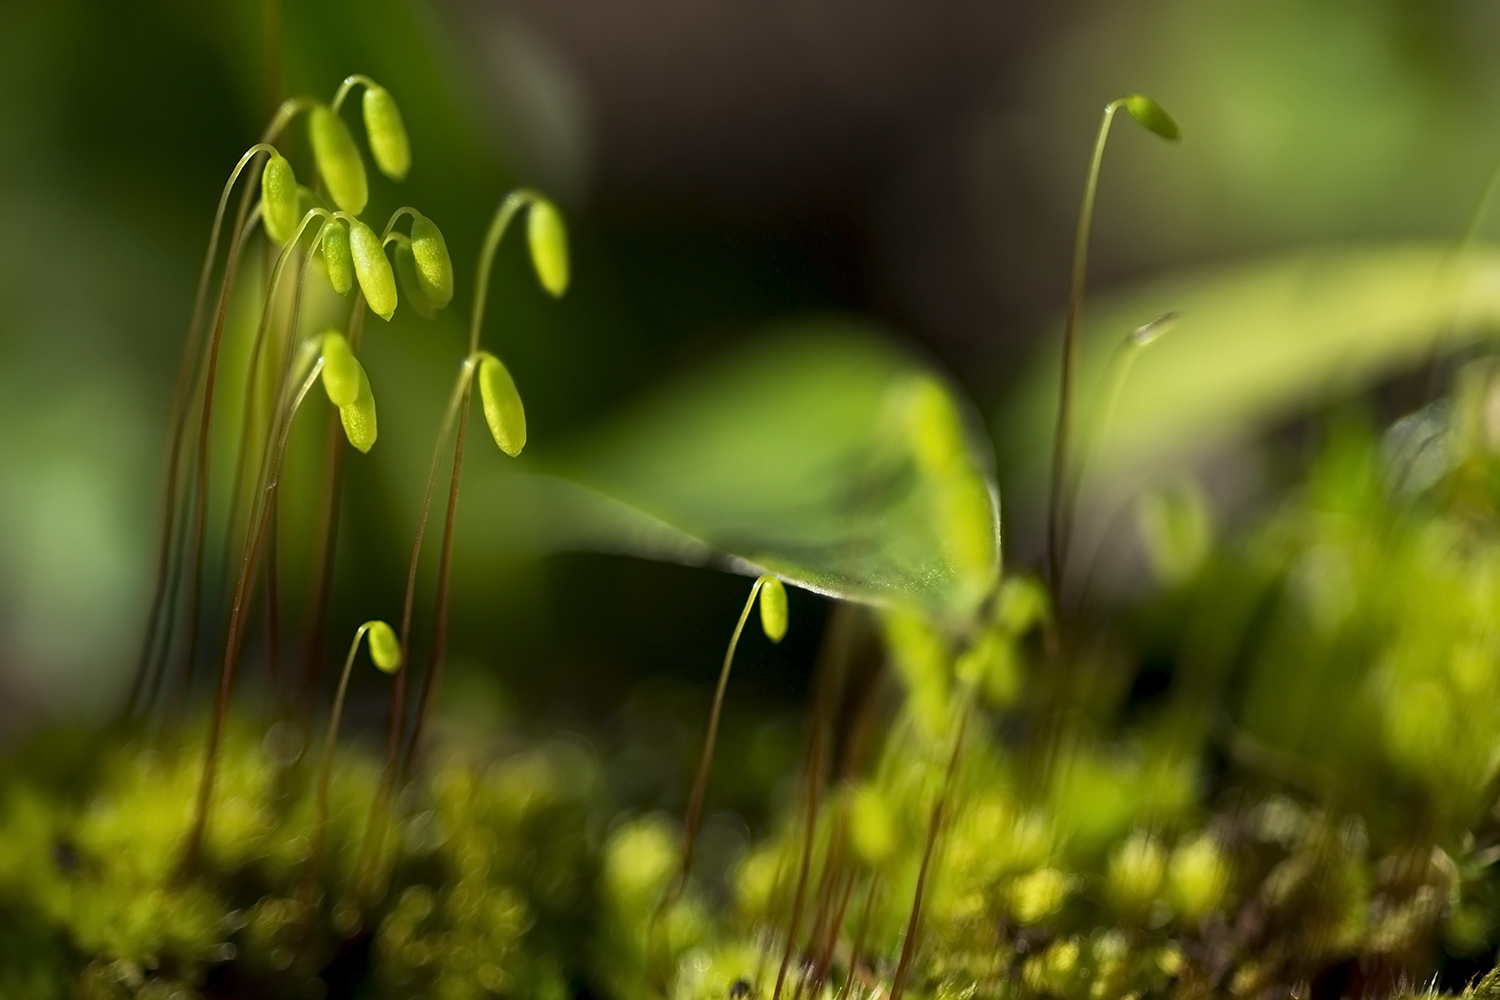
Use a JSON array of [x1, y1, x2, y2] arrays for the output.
[[25, 70, 1500, 1000]]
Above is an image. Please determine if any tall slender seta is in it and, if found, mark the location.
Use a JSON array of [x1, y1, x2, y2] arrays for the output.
[[664, 575, 788, 908], [307, 619, 401, 899], [182, 318, 383, 873], [351, 191, 566, 896], [397, 189, 567, 779], [1047, 94, 1179, 604]]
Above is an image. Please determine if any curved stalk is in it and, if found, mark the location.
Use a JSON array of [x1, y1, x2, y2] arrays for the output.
[[1048, 99, 1123, 604], [182, 346, 325, 875], [126, 143, 278, 720], [663, 577, 768, 910]]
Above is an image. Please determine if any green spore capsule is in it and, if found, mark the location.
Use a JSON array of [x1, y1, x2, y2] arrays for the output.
[[477, 352, 526, 457], [1123, 94, 1180, 141], [339, 362, 378, 453], [758, 576, 788, 643], [362, 84, 411, 182], [367, 620, 402, 673], [410, 214, 454, 308], [323, 220, 354, 296], [527, 199, 570, 297], [309, 103, 369, 214], [348, 220, 397, 320], [319, 330, 360, 408], [260, 153, 300, 245], [394, 239, 436, 319]]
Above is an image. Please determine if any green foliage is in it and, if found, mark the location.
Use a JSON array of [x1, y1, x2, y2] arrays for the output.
[[550, 321, 1001, 624]]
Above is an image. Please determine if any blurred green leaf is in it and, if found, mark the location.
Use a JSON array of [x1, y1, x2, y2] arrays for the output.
[[492, 318, 1002, 624], [1001, 243, 1500, 485]]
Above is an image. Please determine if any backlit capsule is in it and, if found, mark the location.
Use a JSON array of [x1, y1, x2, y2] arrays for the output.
[[394, 240, 436, 319], [319, 330, 360, 408], [348, 220, 397, 320], [367, 620, 402, 673], [260, 153, 300, 245], [339, 362, 378, 453], [477, 353, 526, 457], [758, 576, 788, 643], [410, 214, 454, 308], [309, 104, 369, 215], [323, 220, 354, 296], [1122, 94, 1181, 141], [362, 84, 411, 182], [527, 199, 570, 298]]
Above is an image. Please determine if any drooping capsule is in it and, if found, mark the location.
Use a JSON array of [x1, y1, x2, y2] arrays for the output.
[[1122, 94, 1181, 141], [322, 219, 354, 296], [309, 103, 369, 215], [319, 330, 360, 408], [339, 362, 378, 454], [260, 152, 301, 245], [757, 576, 788, 643], [477, 352, 526, 457], [393, 239, 436, 319], [409, 214, 454, 308], [366, 620, 402, 673], [348, 220, 397, 320], [526, 198, 570, 298], [361, 84, 411, 182]]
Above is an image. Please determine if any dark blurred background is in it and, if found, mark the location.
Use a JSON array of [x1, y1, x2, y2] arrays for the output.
[[2, 0, 1499, 819]]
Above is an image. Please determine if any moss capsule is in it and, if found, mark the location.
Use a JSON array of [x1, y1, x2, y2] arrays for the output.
[[348, 220, 397, 320], [758, 576, 787, 643], [410, 214, 454, 308], [1123, 94, 1181, 141], [367, 620, 402, 673], [477, 353, 526, 457], [319, 330, 360, 408], [362, 84, 411, 182], [527, 199, 570, 297], [323, 220, 354, 296], [339, 361, 378, 454], [394, 239, 436, 319], [309, 103, 369, 215], [260, 153, 300, 245]]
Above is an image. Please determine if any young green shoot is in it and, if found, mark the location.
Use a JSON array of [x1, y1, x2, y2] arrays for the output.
[[666, 575, 788, 908], [1047, 93, 1179, 606], [397, 191, 568, 779], [309, 619, 401, 899]]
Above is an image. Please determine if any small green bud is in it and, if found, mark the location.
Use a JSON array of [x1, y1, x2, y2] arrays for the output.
[[319, 330, 360, 408], [527, 199, 570, 297], [261, 153, 301, 245], [1008, 868, 1072, 925], [1107, 832, 1167, 915], [339, 361, 378, 454], [477, 353, 526, 457], [367, 620, 402, 673], [309, 104, 369, 214], [758, 576, 788, 643], [410, 214, 454, 308], [1167, 834, 1231, 922], [361, 84, 411, 182], [1123, 94, 1180, 141], [995, 575, 1050, 635], [901, 375, 968, 478], [847, 784, 895, 867], [323, 220, 354, 296], [348, 220, 397, 321], [394, 239, 437, 319]]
